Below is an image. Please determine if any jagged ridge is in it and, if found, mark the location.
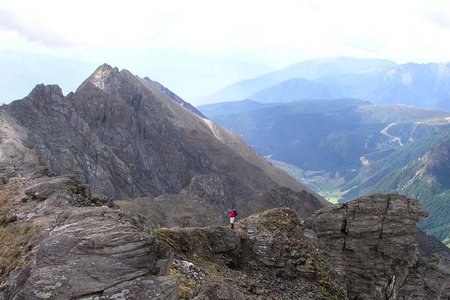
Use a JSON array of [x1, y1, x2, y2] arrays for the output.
[[1, 64, 325, 228]]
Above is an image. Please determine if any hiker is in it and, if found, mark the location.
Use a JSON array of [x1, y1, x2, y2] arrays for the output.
[[229, 209, 236, 229]]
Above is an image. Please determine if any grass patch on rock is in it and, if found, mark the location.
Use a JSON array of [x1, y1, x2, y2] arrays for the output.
[[0, 180, 42, 285], [154, 228, 177, 248]]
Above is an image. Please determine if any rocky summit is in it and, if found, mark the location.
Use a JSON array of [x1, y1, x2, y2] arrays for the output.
[[0, 64, 449, 299], [1, 64, 325, 227]]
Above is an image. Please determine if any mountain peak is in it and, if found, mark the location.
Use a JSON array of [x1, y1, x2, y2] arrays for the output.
[[86, 63, 119, 90], [28, 83, 64, 100]]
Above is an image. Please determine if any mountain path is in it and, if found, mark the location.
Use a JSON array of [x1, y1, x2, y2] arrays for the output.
[[380, 123, 404, 146]]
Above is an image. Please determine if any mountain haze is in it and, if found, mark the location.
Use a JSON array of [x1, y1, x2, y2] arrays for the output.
[[248, 78, 332, 103], [210, 59, 450, 110], [316, 62, 450, 110], [204, 57, 396, 102]]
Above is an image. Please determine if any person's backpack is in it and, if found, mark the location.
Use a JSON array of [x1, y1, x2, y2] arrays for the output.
[[233, 209, 237, 217]]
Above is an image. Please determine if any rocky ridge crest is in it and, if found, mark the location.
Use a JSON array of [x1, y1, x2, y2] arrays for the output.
[[1, 64, 324, 228], [0, 167, 448, 299], [155, 194, 450, 299], [0, 169, 177, 299]]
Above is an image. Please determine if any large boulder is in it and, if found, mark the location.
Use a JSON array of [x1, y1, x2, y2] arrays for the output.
[[0, 175, 178, 300], [305, 194, 450, 299]]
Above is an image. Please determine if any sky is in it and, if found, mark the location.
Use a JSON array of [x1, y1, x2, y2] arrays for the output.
[[1, 0, 450, 104]]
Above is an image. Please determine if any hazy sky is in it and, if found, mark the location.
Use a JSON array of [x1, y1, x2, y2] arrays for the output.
[[1, 0, 450, 103]]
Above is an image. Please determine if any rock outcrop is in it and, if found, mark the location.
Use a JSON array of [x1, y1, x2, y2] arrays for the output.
[[1, 166, 334, 300], [156, 208, 345, 299], [305, 194, 450, 299], [0, 171, 178, 300], [238, 186, 324, 219], [154, 195, 449, 299]]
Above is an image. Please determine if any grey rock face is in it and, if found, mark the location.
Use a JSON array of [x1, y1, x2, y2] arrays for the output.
[[0, 173, 177, 300], [239, 208, 310, 276], [1, 170, 448, 300], [306, 194, 449, 299], [155, 226, 241, 257], [238, 187, 324, 220], [130, 181, 325, 230], [99, 275, 179, 300], [416, 229, 450, 259], [399, 255, 450, 299], [157, 208, 345, 299], [23, 176, 82, 201], [182, 174, 234, 207], [193, 281, 247, 300]]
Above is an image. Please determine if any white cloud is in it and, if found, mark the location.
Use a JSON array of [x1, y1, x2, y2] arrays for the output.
[[1, 0, 450, 103], [0, 9, 70, 46], [1, 0, 450, 64]]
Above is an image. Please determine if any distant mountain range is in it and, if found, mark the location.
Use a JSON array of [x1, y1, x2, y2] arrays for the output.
[[203, 57, 396, 102], [199, 99, 450, 245], [248, 78, 332, 103], [204, 57, 450, 111]]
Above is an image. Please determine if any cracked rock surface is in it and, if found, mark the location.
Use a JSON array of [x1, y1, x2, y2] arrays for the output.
[[1, 173, 449, 300], [305, 194, 449, 299], [0, 173, 177, 300]]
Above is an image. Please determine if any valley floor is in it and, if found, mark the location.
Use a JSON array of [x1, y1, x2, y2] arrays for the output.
[[269, 159, 345, 204]]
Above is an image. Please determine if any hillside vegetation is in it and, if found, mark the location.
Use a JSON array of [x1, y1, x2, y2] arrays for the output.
[[199, 99, 450, 244]]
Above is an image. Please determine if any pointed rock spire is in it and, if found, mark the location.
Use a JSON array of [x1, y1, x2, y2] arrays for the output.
[[87, 63, 119, 90], [76, 63, 120, 92], [25, 84, 66, 108], [28, 84, 64, 100]]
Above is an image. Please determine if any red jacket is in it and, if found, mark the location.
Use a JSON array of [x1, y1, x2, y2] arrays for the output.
[[229, 210, 235, 218]]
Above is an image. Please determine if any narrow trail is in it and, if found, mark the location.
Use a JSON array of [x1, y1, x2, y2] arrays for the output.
[[380, 123, 404, 146]]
